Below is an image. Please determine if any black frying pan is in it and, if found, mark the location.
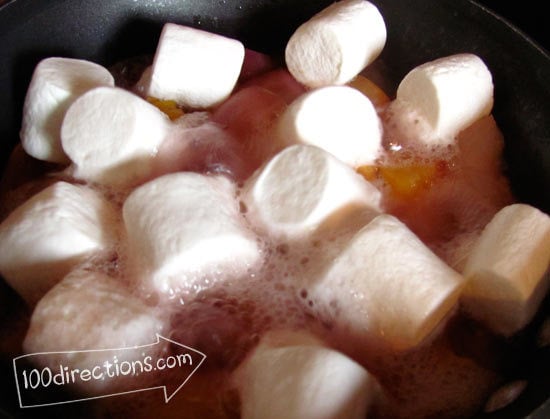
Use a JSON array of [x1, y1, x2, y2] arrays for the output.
[[0, 0, 549, 418]]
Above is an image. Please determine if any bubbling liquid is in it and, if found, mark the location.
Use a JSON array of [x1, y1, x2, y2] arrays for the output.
[[83, 173, 513, 419], [0, 58, 536, 419]]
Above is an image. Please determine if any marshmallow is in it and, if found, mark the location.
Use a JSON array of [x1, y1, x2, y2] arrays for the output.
[[0, 181, 117, 306], [277, 86, 382, 167], [395, 53, 493, 143], [243, 145, 381, 237], [236, 330, 375, 419], [147, 23, 245, 109], [122, 173, 260, 294], [23, 268, 165, 393], [462, 204, 550, 336], [285, 0, 386, 88], [20, 57, 114, 164], [306, 214, 464, 350], [61, 86, 171, 186]]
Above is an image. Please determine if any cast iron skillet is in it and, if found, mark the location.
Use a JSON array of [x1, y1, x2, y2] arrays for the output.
[[0, 0, 548, 418]]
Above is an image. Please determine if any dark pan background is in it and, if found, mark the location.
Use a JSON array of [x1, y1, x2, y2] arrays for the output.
[[477, 0, 546, 52], [2, 0, 544, 50]]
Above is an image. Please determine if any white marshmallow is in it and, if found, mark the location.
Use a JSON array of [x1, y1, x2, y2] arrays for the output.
[[395, 53, 494, 144], [147, 23, 245, 109], [243, 145, 381, 237], [20, 57, 114, 164], [122, 173, 260, 295], [277, 86, 382, 167], [306, 214, 464, 350], [285, 0, 386, 88], [0, 181, 117, 306], [23, 269, 166, 393], [236, 330, 375, 419], [462, 204, 550, 336], [61, 86, 171, 186]]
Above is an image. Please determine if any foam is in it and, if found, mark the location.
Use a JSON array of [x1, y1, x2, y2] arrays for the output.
[[150, 221, 499, 419], [2, 54, 526, 419], [377, 105, 514, 272], [382, 100, 458, 157], [3, 140, 511, 419]]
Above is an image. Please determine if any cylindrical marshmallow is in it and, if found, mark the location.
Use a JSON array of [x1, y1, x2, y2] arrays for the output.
[[462, 204, 550, 336], [20, 57, 114, 164], [23, 269, 166, 393], [243, 145, 381, 237], [277, 86, 383, 167], [122, 173, 260, 295], [306, 214, 464, 350], [395, 53, 494, 143], [285, 0, 386, 88], [61, 86, 171, 186], [236, 330, 375, 419], [0, 181, 118, 306], [147, 23, 245, 109]]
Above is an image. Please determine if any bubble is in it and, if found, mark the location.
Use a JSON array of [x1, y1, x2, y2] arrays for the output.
[[238, 200, 248, 214], [5, 52, 524, 419], [275, 243, 289, 255]]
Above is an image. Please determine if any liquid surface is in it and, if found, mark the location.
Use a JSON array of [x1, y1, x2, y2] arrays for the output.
[[0, 55, 540, 419]]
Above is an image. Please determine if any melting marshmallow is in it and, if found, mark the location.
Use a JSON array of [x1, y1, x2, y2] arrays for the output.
[[277, 86, 382, 167], [61, 86, 171, 186], [395, 53, 494, 144], [20, 57, 114, 164], [23, 269, 166, 393], [285, 0, 386, 88], [0, 182, 117, 306], [243, 145, 381, 237], [147, 23, 245, 109], [306, 214, 464, 350], [122, 173, 260, 295], [236, 330, 375, 419], [462, 204, 550, 336]]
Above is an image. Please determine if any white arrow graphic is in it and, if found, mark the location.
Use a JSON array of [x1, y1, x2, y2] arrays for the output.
[[13, 334, 206, 408]]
